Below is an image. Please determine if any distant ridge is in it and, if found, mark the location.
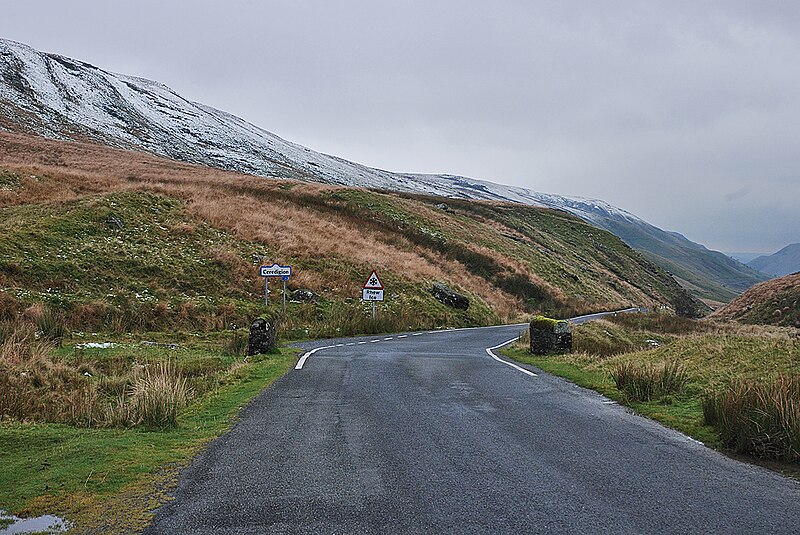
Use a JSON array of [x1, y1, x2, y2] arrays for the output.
[[748, 244, 800, 278], [0, 37, 767, 302]]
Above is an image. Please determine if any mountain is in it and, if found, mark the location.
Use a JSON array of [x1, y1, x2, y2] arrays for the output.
[[710, 272, 800, 328], [0, 38, 766, 303], [747, 244, 800, 278]]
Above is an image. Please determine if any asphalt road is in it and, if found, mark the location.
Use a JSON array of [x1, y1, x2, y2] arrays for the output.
[[147, 317, 800, 534]]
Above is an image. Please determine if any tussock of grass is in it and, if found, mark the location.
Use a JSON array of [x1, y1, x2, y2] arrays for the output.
[[127, 362, 189, 428], [0, 346, 298, 521], [572, 320, 642, 357], [611, 360, 688, 401], [704, 376, 800, 461]]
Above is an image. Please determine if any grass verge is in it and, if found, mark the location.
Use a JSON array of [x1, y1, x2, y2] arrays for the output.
[[502, 314, 800, 475], [0, 345, 298, 531]]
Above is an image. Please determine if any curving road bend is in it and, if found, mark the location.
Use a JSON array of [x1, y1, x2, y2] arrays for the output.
[[147, 319, 800, 534]]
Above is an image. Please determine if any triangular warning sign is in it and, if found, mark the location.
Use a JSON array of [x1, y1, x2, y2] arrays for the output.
[[363, 270, 384, 290]]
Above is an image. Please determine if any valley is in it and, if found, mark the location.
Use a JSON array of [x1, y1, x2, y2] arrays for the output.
[[1, 29, 798, 535]]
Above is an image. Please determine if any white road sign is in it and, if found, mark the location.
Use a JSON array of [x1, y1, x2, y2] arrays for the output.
[[362, 288, 384, 301], [260, 263, 292, 277]]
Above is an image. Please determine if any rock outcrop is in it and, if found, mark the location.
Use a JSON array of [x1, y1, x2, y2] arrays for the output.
[[429, 283, 469, 310]]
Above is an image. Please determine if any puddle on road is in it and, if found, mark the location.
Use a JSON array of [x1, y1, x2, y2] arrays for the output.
[[0, 510, 71, 534]]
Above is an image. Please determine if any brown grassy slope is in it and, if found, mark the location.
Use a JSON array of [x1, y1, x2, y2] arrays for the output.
[[710, 273, 800, 328], [0, 131, 689, 321]]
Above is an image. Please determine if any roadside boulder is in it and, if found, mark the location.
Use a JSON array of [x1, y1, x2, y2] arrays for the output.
[[247, 318, 276, 356], [429, 282, 469, 310], [529, 315, 572, 355], [289, 288, 320, 303]]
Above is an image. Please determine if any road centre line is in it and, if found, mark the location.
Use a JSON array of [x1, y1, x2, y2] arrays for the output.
[[295, 313, 637, 371], [486, 338, 538, 377]]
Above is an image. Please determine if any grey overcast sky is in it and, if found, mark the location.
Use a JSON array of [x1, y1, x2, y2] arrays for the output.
[[2, 1, 798, 253]]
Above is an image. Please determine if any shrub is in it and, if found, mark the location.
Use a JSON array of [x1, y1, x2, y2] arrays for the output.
[[611, 360, 688, 401], [703, 376, 800, 461]]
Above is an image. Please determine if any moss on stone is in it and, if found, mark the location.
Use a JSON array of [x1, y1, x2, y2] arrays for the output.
[[530, 315, 565, 332]]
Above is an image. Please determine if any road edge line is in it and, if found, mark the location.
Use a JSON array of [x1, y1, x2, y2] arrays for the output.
[[486, 338, 538, 377], [295, 345, 334, 370]]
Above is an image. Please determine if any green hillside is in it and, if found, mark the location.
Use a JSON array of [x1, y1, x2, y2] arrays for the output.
[[0, 133, 705, 335]]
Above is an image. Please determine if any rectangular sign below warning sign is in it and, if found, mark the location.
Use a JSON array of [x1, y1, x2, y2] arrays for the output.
[[362, 288, 384, 301]]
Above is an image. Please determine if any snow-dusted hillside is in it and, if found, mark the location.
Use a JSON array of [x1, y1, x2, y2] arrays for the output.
[[0, 38, 645, 219], [0, 37, 766, 300]]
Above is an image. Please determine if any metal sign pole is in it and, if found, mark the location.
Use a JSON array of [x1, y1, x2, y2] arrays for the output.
[[372, 301, 376, 321], [283, 279, 287, 314], [265, 277, 269, 306]]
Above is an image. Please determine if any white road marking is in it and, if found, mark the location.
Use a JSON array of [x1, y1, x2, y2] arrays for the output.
[[295, 345, 335, 370], [427, 323, 529, 334], [295, 313, 638, 371], [485, 338, 538, 377]]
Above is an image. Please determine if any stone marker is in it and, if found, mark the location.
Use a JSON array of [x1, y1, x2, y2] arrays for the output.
[[429, 282, 469, 310], [529, 315, 572, 355], [247, 318, 276, 356]]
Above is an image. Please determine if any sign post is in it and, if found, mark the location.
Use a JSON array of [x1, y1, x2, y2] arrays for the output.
[[361, 270, 385, 320], [282, 275, 289, 313], [259, 263, 292, 311]]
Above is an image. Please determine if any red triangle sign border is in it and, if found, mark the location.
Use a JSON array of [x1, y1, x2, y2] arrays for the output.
[[363, 270, 384, 290]]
